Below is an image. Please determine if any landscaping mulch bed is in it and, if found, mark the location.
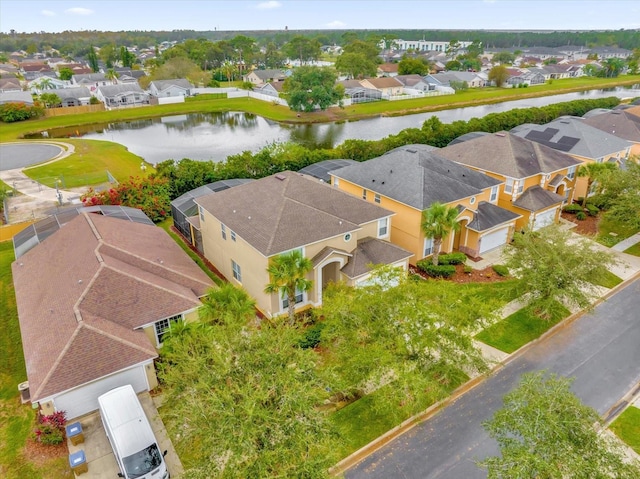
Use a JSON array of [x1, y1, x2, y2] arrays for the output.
[[23, 437, 69, 468], [560, 211, 600, 236], [410, 263, 509, 284]]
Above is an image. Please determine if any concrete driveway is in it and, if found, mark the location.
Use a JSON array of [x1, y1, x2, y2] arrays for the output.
[[67, 392, 183, 478]]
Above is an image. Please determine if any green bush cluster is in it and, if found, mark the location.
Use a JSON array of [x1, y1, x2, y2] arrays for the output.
[[437, 252, 467, 265], [563, 204, 583, 214], [416, 260, 456, 278], [585, 204, 600, 216], [576, 211, 587, 220], [0, 102, 44, 122], [492, 264, 510, 277], [298, 322, 325, 349]]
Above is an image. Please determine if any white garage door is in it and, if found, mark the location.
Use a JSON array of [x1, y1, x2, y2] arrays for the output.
[[52, 365, 149, 420], [480, 226, 510, 254], [533, 208, 557, 230]]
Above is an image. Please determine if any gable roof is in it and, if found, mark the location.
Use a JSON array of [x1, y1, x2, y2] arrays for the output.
[[364, 76, 403, 89], [12, 213, 213, 402], [438, 131, 581, 178], [582, 109, 640, 144], [97, 83, 145, 96], [466, 201, 522, 232], [195, 171, 394, 256], [58, 86, 92, 101], [150, 79, 192, 91], [332, 144, 501, 210], [394, 74, 427, 87], [72, 72, 106, 83], [249, 69, 288, 81], [511, 116, 632, 159], [340, 238, 412, 279]]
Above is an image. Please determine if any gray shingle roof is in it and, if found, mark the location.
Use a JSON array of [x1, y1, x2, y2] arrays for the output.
[[582, 109, 640, 144], [438, 131, 581, 178], [58, 86, 91, 101], [195, 171, 394, 256], [150, 79, 192, 90], [340, 237, 412, 279], [513, 185, 565, 211], [332, 145, 501, 210], [466, 201, 521, 232], [98, 83, 145, 96], [511, 116, 632, 159]]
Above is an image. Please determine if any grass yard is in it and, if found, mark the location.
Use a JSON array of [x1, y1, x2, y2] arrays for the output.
[[590, 268, 623, 289], [624, 242, 640, 257], [0, 241, 69, 478], [22, 139, 152, 189], [475, 301, 571, 354], [596, 215, 640, 248], [609, 406, 640, 454]]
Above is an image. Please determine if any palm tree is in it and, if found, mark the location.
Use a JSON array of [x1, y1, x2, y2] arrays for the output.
[[577, 162, 617, 207], [421, 202, 461, 266], [106, 68, 119, 84], [264, 250, 313, 324], [198, 283, 256, 326]]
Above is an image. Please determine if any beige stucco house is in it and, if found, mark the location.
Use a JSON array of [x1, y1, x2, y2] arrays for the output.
[[12, 210, 213, 419], [194, 171, 411, 318]]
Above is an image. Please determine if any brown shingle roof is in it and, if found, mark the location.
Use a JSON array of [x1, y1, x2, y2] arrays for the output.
[[341, 238, 412, 279], [365, 77, 403, 89], [582, 109, 640, 143], [12, 213, 213, 402], [438, 132, 581, 178], [196, 171, 394, 256]]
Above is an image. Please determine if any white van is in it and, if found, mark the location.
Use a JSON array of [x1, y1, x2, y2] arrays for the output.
[[98, 385, 170, 479]]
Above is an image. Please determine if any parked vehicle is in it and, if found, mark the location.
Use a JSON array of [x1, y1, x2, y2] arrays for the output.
[[98, 385, 169, 479]]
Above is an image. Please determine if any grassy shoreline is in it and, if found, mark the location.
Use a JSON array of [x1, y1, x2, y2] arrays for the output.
[[1, 75, 639, 143]]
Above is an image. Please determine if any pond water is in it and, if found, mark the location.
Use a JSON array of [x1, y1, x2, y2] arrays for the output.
[[29, 85, 640, 165]]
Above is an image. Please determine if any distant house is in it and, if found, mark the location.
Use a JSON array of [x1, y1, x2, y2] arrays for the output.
[[337, 79, 382, 103], [96, 83, 149, 108], [505, 68, 545, 86], [425, 71, 486, 88], [253, 81, 284, 98], [244, 69, 289, 86], [394, 74, 430, 91], [359, 76, 404, 97], [71, 73, 108, 91], [0, 77, 22, 92], [582, 107, 640, 157], [149, 79, 193, 98], [57, 87, 93, 107], [0, 91, 34, 105], [377, 63, 399, 77], [20, 61, 52, 74], [28, 76, 68, 93]]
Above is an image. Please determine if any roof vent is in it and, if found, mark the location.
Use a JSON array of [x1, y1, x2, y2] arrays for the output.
[[275, 174, 286, 181], [372, 179, 375, 182], [495, 132, 506, 137], [406, 148, 417, 153]]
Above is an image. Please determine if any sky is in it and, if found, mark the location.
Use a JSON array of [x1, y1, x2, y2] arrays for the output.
[[1, 0, 639, 34]]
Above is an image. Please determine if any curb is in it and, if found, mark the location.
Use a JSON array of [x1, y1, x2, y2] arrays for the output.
[[331, 268, 640, 477]]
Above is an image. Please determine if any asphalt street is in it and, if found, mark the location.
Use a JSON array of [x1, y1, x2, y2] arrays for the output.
[[347, 277, 640, 479], [0, 143, 62, 170]]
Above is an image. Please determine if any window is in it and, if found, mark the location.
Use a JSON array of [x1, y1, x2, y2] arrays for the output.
[[362, 189, 367, 200], [374, 193, 381, 204], [424, 237, 434, 257], [231, 230, 236, 242], [517, 180, 523, 194], [378, 217, 389, 237], [505, 177, 514, 194], [232, 260, 242, 282], [155, 314, 182, 346], [490, 186, 498, 202], [282, 288, 304, 310], [470, 196, 476, 205], [199, 206, 205, 221], [333, 177, 339, 187], [567, 166, 576, 180], [596, 157, 604, 164], [221, 223, 227, 240]]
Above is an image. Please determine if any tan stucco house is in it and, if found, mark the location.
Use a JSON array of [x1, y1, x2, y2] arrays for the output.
[[12, 209, 213, 419], [331, 145, 521, 262], [438, 132, 582, 230], [194, 171, 411, 318]]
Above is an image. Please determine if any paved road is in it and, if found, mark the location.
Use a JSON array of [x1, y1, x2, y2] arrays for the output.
[[0, 143, 63, 170], [347, 277, 640, 479]]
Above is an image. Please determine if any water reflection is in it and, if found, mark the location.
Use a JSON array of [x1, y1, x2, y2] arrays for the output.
[[27, 85, 640, 165]]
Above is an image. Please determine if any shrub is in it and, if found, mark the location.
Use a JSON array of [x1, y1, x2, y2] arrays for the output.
[[463, 265, 473, 274], [562, 204, 583, 214], [298, 322, 325, 349], [0, 102, 43, 122], [437, 252, 467, 265], [417, 261, 456, 278], [576, 211, 587, 220], [492, 264, 510, 277], [585, 204, 599, 216], [33, 411, 67, 445]]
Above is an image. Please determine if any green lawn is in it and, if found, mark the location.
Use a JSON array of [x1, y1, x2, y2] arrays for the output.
[[22, 139, 153, 188], [0, 241, 69, 479], [596, 215, 640, 248], [590, 268, 623, 289], [624, 242, 640, 257], [475, 301, 571, 354], [609, 406, 640, 454]]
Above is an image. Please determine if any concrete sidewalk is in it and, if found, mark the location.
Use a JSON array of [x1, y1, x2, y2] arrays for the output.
[[612, 232, 640, 252]]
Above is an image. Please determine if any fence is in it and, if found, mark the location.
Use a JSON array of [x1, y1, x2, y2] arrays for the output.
[[227, 89, 289, 106], [384, 90, 454, 101], [44, 104, 105, 117]]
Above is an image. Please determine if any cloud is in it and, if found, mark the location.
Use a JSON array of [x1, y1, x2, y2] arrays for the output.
[[326, 20, 346, 28], [65, 7, 94, 16], [41, 10, 56, 17], [256, 1, 282, 9]]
